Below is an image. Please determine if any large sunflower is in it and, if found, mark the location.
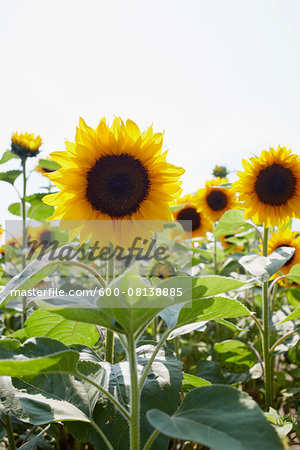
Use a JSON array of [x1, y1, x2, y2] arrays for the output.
[[172, 194, 212, 238], [267, 227, 300, 276], [11, 132, 42, 158], [196, 177, 237, 222], [233, 146, 300, 227], [43, 117, 184, 245]]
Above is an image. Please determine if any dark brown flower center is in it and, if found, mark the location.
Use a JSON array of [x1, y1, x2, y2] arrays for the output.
[[86, 153, 150, 218], [176, 206, 201, 232], [206, 190, 228, 211], [39, 231, 52, 244], [255, 164, 296, 205]]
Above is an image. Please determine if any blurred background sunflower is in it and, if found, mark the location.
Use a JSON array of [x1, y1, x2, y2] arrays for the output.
[[267, 227, 300, 277], [172, 193, 212, 238], [196, 177, 237, 223]]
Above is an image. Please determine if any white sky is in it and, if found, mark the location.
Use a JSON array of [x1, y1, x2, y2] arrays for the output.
[[1, 0, 300, 225]]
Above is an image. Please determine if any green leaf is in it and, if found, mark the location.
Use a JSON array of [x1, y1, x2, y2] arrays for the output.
[[168, 322, 207, 340], [8, 202, 21, 216], [161, 297, 250, 330], [278, 305, 300, 323], [0, 150, 19, 164], [17, 425, 51, 449], [0, 252, 62, 306], [0, 337, 79, 377], [287, 264, 300, 284], [182, 373, 211, 392], [37, 159, 60, 171], [239, 246, 295, 282], [214, 210, 252, 237], [214, 340, 257, 373], [147, 385, 284, 450], [0, 170, 22, 184], [24, 309, 100, 347], [265, 408, 293, 438]]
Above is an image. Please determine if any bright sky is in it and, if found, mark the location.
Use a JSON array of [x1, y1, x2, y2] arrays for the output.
[[1, 0, 300, 224]]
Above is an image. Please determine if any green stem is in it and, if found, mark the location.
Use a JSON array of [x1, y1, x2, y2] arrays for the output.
[[269, 328, 300, 355], [262, 226, 272, 410], [75, 370, 131, 421], [213, 223, 218, 274], [58, 260, 106, 288], [143, 429, 160, 450], [105, 243, 115, 363], [128, 334, 140, 450], [139, 328, 171, 391], [5, 414, 16, 450], [21, 157, 27, 327]]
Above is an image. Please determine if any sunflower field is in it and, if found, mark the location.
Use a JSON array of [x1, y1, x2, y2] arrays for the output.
[[0, 118, 300, 450]]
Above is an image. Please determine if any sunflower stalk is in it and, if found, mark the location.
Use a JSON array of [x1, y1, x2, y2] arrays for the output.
[[105, 243, 115, 363], [128, 333, 140, 450], [262, 226, 273, 410], [21, 157, 27, 327]]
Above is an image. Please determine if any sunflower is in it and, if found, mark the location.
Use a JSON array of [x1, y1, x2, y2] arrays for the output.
[[172, 194, 212, 238], [267, 227, 300, 277], [0, 226, 3, 240], [233, 146, 300, 227], [43, 117, 184, 246], [35, 157, 61, 176], [149, 260, 176, 279], [11, 132, 42, 158], [28, 225, 54, 247], [196, 177, 237, 222]]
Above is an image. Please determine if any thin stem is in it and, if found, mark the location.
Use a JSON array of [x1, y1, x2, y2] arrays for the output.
[[128, 334, 140, 450], [213, 223, 218, 274], [21, 157, 27, 327], [105, 243, 115, 363], [21, 424, 39, 444], [5, 414, 16, 450], [139, 328, 171, 391], [269, 328, 300, 355], [58, 260, 106, 288], [249, 344, 264, 378], [143, 429, 160, 450], [262, 225, 272, 410], [75, 370, 131, 422], [268, 276, 286, 297], [90, 419, 115, 450], [251, 314, 264, 336]]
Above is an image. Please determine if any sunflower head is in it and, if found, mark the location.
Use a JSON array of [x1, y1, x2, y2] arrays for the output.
[[28, 225, 54, 247], [266, 227, 300, 276], [43, 117, 184, 246], [11, 132, 42, 158], [172, 193, 212, 238], [149, 260, 176, 279], [233, 146, 300, 227], [213, 165, 228, 179], [0, 226, 3, 240], [196, 177, 237, 222], [35, 157, 61, 176]]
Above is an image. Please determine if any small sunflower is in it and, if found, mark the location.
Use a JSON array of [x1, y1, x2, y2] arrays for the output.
[[28, 225, 54, 247], [233, 146, 300, 227], [35, 157, 61, 176], [11, 132, 42, 158], [173, 194, 212, 238], [267, 227, 300, 276], [196, 177, 237, 222], [149, 260, 176, 279], [43, 117, 184, 245], [0, 226, 3, 240]]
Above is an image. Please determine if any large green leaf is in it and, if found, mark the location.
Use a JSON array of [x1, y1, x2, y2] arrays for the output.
[[239, 246, 295, 282], [287, 264, 300, 284], [147, 385, 284, 450], [278, 306, 300, 323], [160, 297, 250, 330], [214, 340, 257, 373], [0, 253, 60, 306], [24, 309, 100, 347], [0, 150, 19, 164], [182, 373, 211, 392], [213, 210, 252, 237], [0, 337, 79, 377], [26, 193, 54, 220], [0, 170, 22, 184]]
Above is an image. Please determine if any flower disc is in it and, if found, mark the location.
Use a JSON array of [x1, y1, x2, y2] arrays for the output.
[[196, 178, 237, 222], [173, 194, 212, 238]]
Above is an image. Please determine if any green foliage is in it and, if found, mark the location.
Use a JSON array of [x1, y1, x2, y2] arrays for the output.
[[214, 340, 257, 373], [147, 385, 284, 450]]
